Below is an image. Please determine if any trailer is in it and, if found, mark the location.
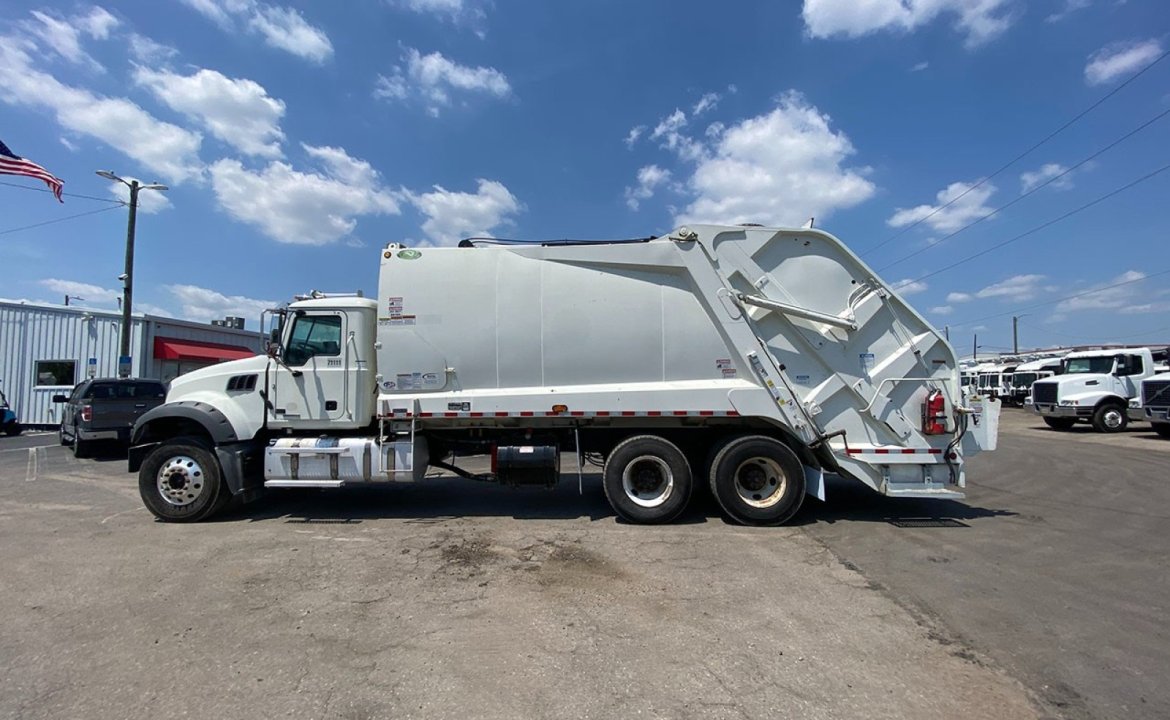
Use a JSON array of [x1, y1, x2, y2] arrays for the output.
[[127, 225, 999, 525]]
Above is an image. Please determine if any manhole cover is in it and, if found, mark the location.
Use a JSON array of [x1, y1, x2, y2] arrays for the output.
[[887, 518, 969, 528]]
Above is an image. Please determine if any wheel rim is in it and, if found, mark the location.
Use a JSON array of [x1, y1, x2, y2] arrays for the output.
[[621, 455, 674, 508], [1103, 409, 1124, 429], [156, 455, 207, 507], [733, 457, 787, 509]]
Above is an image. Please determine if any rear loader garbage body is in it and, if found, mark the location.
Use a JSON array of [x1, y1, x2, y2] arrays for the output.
[[129, 224, 999, 525]]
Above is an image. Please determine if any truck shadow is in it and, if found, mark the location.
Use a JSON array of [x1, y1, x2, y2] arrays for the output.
[[211, 472, 1013, 527], [792, 475, 1017, 526]]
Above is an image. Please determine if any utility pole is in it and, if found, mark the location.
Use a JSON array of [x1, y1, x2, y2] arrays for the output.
[[944, 325, 950, 342], [96, 172, 167, 377], [1013, 315, 1019, 355], [973, 333, 978, 361]]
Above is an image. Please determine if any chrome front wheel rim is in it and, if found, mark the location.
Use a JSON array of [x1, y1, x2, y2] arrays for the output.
[[156, 455, 207, 507]]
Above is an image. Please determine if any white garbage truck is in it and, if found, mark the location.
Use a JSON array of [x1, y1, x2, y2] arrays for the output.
[[127, 224, 999, 525]]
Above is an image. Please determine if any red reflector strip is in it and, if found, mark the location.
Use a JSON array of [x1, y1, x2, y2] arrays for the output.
[[845, 448, 946, 455], [395, 409, 744, 419]]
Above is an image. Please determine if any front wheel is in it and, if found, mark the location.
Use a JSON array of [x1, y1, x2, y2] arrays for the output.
[[1153, 423, 1170, 439], [1091, 403, 1127, 433], [138, 437, 231, 522], [1043, 417, 1076, 431], [3, 422, 20, 437], [709, 435, 806, 526]]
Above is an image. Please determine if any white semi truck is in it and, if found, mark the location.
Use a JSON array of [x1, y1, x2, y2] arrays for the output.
[[1132, 373, 1170, 438], [1031, 348, 1156, 432], [1007, 357, 1063, 406], [127, 225, 999, 525]]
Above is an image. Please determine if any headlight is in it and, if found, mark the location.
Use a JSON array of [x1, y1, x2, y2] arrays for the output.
[[1129, 399, 1141, 408]]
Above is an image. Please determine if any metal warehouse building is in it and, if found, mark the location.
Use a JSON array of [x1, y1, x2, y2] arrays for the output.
[[0, 300, 263, 427]]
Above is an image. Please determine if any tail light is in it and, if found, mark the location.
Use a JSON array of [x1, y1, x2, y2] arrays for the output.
[[922, 390, 947, 435], [490, 444, 498, 475], [81, 405, 93, 422]]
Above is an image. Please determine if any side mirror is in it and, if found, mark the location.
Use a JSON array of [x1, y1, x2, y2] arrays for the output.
[[52, 395, 68, 403]]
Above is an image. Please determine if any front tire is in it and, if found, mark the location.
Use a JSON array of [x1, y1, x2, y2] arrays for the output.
[[1152, 423, 1170, 439], [1091, 403, 1127, 433], [3, 422, 20, 437], [1043, 417, 1076, 431], [709, 435, 806, 526], [602, 435, 693, 524], [138, 437, 231, 522]]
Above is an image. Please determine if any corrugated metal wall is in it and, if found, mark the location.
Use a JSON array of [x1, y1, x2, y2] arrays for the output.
[[1, 302, 263, 427]]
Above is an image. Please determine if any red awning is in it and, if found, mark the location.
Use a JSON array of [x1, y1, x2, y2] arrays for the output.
[[154, 337, 255, 362]]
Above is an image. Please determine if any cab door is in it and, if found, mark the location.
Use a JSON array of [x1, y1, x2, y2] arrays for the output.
[[271, 311, 348, 427]]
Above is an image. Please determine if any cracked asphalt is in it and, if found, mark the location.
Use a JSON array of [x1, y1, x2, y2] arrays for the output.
[[2, 410, 1163, 719]]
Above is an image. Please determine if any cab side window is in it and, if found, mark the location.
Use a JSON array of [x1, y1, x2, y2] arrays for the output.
[[1123, 354, 1144, 376], [283, 315, 343, 366]]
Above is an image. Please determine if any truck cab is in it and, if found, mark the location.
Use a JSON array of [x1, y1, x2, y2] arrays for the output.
[[1132, 372, 1170, 438], [1031, 348, 1155, 432], [975, 362, 1017, 402], [1008, 357, 1062, 407]]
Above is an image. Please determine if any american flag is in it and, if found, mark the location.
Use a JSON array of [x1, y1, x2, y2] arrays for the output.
[[0, 138, 64, 202]]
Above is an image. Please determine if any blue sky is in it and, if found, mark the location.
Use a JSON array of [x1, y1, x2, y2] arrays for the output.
[[0, 0, 1167, 355]]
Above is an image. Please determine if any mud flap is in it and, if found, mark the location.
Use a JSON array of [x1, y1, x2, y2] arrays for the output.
[[804, 464, 825, 501]]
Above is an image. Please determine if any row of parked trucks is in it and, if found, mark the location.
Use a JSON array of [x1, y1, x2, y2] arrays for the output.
[[962, 347, 1170, 435]]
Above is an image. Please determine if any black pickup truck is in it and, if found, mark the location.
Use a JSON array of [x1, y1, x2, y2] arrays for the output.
[[54, 378, 167, 457]]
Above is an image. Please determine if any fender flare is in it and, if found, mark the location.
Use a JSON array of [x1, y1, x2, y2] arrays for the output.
[[131, 401, 239, 445], [1092, 395, 1128, 411]]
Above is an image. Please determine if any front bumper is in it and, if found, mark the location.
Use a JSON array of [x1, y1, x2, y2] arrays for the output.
[[1032, 404, 1093, 418], [1142, 407, 1170, 423]]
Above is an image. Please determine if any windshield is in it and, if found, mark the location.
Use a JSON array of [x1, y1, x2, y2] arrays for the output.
[[1012, 373, 1038, 388], [978, 374, 999, 388], [1064, 357, 1115, 374]]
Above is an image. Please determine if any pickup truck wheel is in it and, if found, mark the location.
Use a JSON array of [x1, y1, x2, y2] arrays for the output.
[[602, 435, 693, 524], [709, 435, 805, 526], [59, 422, 70, 445], [71, 423, 91, 458], [1091, 403, 1127, 433], [1152, 423, 1170, 439], [1042, 417, 1076, 431], [138, 437, 231, 522]]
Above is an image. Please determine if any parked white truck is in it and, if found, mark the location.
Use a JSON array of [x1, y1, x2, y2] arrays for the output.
[[1031, 348, 1156, 432], [1007, 357, 1063, 407], [127, 224, 999, 525], [1132, 373, 1170, 438]]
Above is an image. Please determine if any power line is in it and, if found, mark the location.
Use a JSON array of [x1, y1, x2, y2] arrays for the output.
[[860, 46, 1170, 257], [877, 105, 1170, 272], [0, 205, 123, 236], [949, 267, 1170, 328], [905, 161, 1170, 284], [0, 179, 127, 205], [1018, 320, 1170, 342]]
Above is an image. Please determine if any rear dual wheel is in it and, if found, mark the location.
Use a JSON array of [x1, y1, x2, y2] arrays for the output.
[[602, 435, 693, 524], [708, 435, 805, 526]]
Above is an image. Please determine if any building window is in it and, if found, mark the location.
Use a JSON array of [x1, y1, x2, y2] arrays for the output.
[[35, 360, 77, 386]]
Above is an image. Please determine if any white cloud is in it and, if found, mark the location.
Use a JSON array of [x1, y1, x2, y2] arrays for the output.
[[930, 305, 953, 315], [801, 0, 1015, 48], [1055, 270, 1146, 313], [648, 109, 703, 160], [102, 178, 173, 214], [407, 179, 522, 246], [208, 145, 400, 245], [1085, 39, 1163, 86], [248, 5, 333, 63], [0, 36, 204, 184], [624, 164, 671, 211], [375, 48, 510, 115], [947, 274, 1047, 303], [1020, 163, 1072, 193], [624, 125, 645, 148], [692, 92, 720, 116], [1047, 0, 1091, 23], [910, 61, 929, 72], [39, 279, 120, 305], [166, 284, 276, 325], [890, 278, 928, 296], [399, 0, 487, 30], [887, 179, 995, 233], [675, 92, 875, 227], [180, 0, 333, 62], [128, 33, 178, 64], [23, 7, 119, 71], [134, 67, 286, 158]]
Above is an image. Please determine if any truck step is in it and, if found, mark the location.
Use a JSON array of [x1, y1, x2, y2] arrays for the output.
[[884, 484, 965, 499], [264, 479, 345, 489]]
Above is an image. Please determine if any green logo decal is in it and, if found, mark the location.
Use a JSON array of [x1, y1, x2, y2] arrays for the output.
[[397, 249, 422, 260]]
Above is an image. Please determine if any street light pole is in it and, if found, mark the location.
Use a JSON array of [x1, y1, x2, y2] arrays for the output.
[[96, 171, 168, 377], [120, 180, 139, 365]]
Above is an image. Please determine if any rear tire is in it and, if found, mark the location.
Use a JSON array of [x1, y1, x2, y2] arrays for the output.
[[709, 435, 805, 526], [1042, 417, 1075, 431], [3, 422, 20, 437], [1153, 423, 1170, 439], [71, 423, 91, 458], [602, 435, 693, 524], [138, 436, 232, 522], [1091, 403, 1127, 433]]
